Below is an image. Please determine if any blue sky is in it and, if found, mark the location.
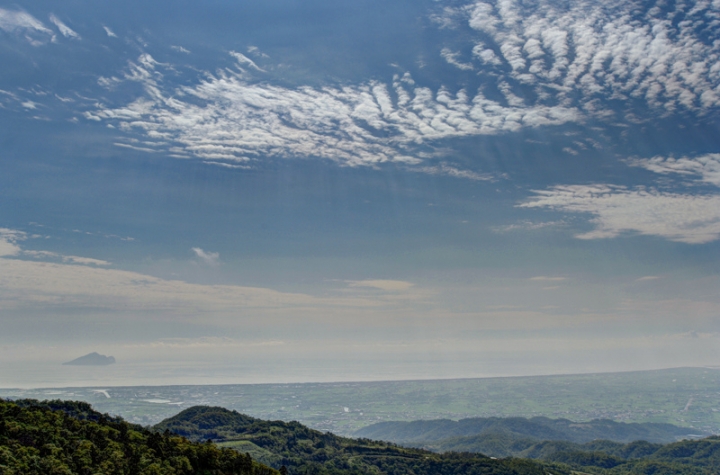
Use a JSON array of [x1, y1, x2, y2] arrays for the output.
[[1, 0, 720, 387]]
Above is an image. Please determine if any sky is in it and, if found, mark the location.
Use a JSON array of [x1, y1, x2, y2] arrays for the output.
[[1, 0, 720, 388]]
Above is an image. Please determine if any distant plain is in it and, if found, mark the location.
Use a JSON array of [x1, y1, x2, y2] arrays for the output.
[[2, 367, 718, 435]]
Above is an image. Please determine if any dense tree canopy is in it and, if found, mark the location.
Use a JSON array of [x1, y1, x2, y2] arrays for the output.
[[0, 399, 277, 475]]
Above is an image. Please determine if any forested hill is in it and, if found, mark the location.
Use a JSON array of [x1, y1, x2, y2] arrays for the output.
[[353, 417, 706, 445], [156, 405, 720, 475], [153, 406, 567, 475], [0, 399, 277, 475], [4, 399, 718, 475]]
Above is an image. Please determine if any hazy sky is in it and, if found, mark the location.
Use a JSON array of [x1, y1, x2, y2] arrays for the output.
[[1, 0, 720, 387]]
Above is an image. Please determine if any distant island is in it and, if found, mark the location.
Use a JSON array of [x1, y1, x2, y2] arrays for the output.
[[62, 352, 116, 366]]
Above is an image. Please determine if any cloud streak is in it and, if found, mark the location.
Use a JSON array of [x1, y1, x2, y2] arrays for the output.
[[192, 247, 220, 266], [348, 280, 415, 291], [520, 184, 720, 244], [87, 53, 580, 173], [0, 9, 52, 35], [521, 152, 720, 244], [49, 14, 79, 39], [0, 228, 111, 264], [630, 154, 720, 187]]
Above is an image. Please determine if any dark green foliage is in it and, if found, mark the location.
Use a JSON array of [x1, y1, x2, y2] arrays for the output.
[[582, 440, 663, 459], [544, 450, 625, 469], [11, 399, 127, 424], [0, 399, 277, 475], [154, 406, 571, 475], [166, 405, 714, 475]]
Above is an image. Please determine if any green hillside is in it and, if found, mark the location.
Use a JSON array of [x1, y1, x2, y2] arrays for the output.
[[153, 406, 567, 475], [154, 405, 720, 475], [0, 399, 277, 475]]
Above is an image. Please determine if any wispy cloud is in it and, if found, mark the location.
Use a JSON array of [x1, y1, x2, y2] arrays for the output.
[[520, 185, 720, 244], [0, 8, 52, 35], [0, 228, 112, 264], [49, 14, 79, 39], [229, 51, 265, 72], [247, 46, 269, 58], [440, 48, 474, 71], [203, 161, 251, 169], [521, 151, 720, 244], [171, 45, 190, 54], [629, 154, 720, 187], [192, 247, 220, 266], [87, 53, 580, 173], [103, 26, 117, 38], [61, 256, 111, 266], [0, 257, 410, 325], [412, 162, 494, 181], [492, 220, 565, 232], [348, 280, 415, 291]]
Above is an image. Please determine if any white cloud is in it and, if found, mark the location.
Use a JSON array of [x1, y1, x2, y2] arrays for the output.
[[247, 45, 269, 58], [0, 239, 21, 257], [114, 142, 158, 153], [49, 14, 79, 39], [412, 162, 494, 181], [0, 9, 53, 38], [430, 7, 464, 29], [192, 247, 220, 266], [454, 0, 720, 115], [472, 44, 503, 65], [203, 161, 251, 169], [440, 48, 474, 71], [171, 45, 191, 54], [0, 228, 111, 265], [229, 51, 265, 72], [630, 154, 720, 187], [68, 0, 720, 182], [22, 250, 58, 259], [61, 255, 111, 266], [87, 54, 580, 173], [103, 26, 117, 38], [521, 153, 720, 244], [491, 220, 565, 232], [0, 228, 26, 256], [348, 280, 415, 291], [520, 185, 720, 244]]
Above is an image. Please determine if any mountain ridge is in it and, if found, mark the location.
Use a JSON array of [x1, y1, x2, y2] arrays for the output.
[[353, 416, 706, 445]]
